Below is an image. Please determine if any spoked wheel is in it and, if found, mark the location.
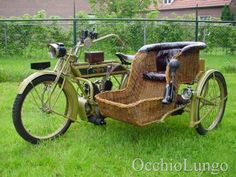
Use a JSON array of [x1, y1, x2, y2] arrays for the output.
[[12, 75, 72, 144], [108, 73, 129, 90], [195, 71, 227, 135], [119, 73, 129, 89]]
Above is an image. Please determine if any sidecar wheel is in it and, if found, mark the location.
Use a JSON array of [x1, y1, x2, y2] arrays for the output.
[[195, 71, 227, 135], [12, 75, 72, 144]]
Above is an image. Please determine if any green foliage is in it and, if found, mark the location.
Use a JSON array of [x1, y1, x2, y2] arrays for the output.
[[223, 65, 236, 73], [88, 0, 157, 18], [146, 22, 194, 44], [146, 11, 159, 19], [75, 11, 89, 18], [204, 24, 236, 54], [221, 5, 234, 21], [0, 10, 72, 57], [1, 10, 236, 57]]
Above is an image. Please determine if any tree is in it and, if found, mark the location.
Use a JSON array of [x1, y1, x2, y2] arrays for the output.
[[89, 0, 157, 18], [221, 5, 234, 21]]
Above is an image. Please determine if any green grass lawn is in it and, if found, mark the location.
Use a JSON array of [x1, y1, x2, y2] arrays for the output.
[[0, 55, 236, 177], [1, 53, 236, 82]]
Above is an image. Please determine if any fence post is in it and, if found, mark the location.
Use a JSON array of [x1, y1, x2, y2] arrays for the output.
[[73, 0, 77, 46], [195, 4, 199, 41], [73, 19, 77, 46], [4, 23, 8, 50]]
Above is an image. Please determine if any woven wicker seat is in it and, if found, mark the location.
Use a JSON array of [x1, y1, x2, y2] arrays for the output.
[[95, 42, 206, 126]]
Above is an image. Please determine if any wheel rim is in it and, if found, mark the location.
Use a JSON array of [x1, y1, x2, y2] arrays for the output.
[[21, 80, 69, 139], [197, 73, 226, 131]]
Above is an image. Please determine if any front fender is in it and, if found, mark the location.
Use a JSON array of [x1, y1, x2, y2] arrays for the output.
[[196, 69, 218, 97], [17, 70, 78, 121]]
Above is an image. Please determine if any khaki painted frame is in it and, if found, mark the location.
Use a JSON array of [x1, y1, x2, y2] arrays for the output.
[[17, 54, 130, 122]]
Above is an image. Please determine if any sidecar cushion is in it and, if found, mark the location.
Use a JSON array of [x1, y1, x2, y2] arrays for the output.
[[143, 48, 181, 81], [156, 48, 181, 72], [139, 42, 206, 54], [143, 71, 166, 81]]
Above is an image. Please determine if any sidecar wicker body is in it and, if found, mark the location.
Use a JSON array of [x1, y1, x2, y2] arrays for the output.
[[95, 42, 206, 126]]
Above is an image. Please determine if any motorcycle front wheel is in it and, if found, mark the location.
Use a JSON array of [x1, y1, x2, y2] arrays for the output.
[[12, 75, 72, 144]]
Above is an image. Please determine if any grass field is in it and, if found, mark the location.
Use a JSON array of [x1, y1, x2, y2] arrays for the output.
[[0, 53, 236, 82], [0, 54, 236, 177]]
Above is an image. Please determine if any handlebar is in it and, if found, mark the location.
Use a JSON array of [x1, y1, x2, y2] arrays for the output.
[[91, 34, 125, 47], [73, 34, 125, 57]]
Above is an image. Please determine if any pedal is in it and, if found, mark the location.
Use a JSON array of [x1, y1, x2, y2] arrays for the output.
[[88, 115, 106, 125]]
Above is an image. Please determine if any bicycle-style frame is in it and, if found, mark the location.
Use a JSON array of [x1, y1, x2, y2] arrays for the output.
[[16, 34, 130, 122]]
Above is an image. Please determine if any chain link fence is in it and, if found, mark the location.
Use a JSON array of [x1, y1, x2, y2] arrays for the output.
[[0, 18, 236, 82], [0, 18, 236, 57]]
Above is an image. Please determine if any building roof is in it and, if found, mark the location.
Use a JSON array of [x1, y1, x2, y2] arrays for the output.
[[0, 0, 91, 18], [157, 0, 232, 11]]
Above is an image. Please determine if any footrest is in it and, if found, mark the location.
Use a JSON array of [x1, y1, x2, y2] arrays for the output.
[[143, 72, 166, 81]]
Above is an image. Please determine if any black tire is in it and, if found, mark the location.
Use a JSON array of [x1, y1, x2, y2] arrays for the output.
[[195, 71, 227, 135], [12, 75, 72, 144]]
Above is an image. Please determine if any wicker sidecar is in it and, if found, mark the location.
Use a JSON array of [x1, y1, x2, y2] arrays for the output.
[[96, 42, 227, 135]]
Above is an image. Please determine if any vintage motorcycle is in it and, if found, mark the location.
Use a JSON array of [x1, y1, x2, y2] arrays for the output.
[[13, 30, 227, 144], [12, 30, 133, 144]]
